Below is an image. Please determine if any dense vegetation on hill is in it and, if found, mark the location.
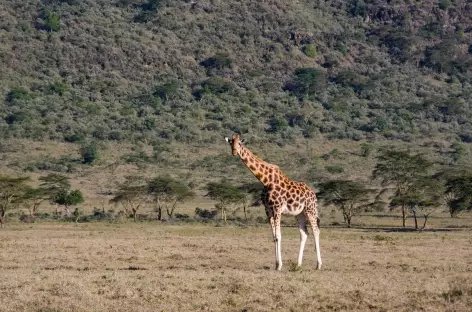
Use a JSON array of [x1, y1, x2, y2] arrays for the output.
[[1, 0, 472, 146]]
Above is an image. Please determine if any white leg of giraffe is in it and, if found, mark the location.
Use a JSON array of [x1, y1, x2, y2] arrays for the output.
[[274, 212, 282, 270], [297, 214, 308, 267], [268, 215, 278, 270], [307, 215, 322, 270], [314, 228, 322, 270]]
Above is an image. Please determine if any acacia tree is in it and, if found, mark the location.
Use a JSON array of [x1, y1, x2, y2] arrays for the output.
[[238, 182, 264, 221], [317, 180, 373, 228], [205, 180, 246, 223], [0, 176, 30, 228], [372, 150, 432, 227], [147, 176, 194, 220], [390, 177, 442, 230], [110, 176, 147, 221], [22, 187, 48, 217], [54, 189, 85, 217], [39, 173, 71, 215], [443, 173, 472, 217]]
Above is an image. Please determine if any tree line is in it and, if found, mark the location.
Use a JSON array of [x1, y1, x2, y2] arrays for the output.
[[1, 149, 471, 229], [318, 149, 472, 230]]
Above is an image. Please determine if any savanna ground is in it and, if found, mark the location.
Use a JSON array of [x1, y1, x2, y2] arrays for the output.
[[1, 213, 471, 312]]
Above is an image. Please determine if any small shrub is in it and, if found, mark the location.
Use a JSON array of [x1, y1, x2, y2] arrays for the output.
[[200, 53, 233, 70], [328, 148, 343, 159], [122, 151, 150, 164], [285, 68, 327, 99], [325, 165, 344, 174], [50, 81, 69, 96], [80, 142, 99, 165], [175, 213, 190, 220], [64, 133, 85, 143], [360, 142, 374, 157], [373, 235, 392, 242], [39, 10, 60, 32], [438, 0, 452, 11], [134, 0, 164, 22], [6, 87, 30, 102], [334, 42, 348, 55], [195, 207, 218, 220], [200, 77, 234, 95], [302, 44, 317, 58], [153, 80, 180, 101], [267, 116, 289, 133], [108, 130, 125, 141]]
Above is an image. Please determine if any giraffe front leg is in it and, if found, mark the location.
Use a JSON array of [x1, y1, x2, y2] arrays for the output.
[[273, 212, 282, 271], [268, 216, 279, 270]]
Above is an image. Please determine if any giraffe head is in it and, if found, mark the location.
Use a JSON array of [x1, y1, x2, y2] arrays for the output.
[[225, 134, 243, 156]]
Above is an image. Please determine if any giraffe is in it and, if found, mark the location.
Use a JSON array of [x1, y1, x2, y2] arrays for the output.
[[225, 134, 322, 271]]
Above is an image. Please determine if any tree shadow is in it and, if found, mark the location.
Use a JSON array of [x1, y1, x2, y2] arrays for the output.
[[352, 226, 471, 233]]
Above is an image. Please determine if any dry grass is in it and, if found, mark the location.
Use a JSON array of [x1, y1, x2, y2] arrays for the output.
[[1, 218, 471, 312]]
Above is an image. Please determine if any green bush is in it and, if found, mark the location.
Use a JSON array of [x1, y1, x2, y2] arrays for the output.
[[302, 44, 317, 58], [154, 80, 180, 101], [64, 133, 85, 143], [200, 77, 234, 95], [326, 165, 344, 174], [6, 87, 30, 102], [285, 68, 327, 99], [39, 9, 60, 32], [200, 53, 233, 70], [134, 0, 164, 22], [50, 81, 70, 96], [267, 116, 289, 133], [80, 142, 99, 165], [195, 207, 218, 220], [438, 0, 452, 10]]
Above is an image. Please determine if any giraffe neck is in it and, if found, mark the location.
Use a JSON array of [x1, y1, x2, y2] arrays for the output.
[[238, 144, 285, 186]]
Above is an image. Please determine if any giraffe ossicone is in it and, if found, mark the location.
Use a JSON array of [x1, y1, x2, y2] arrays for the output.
[[225, 134, 322, 271]]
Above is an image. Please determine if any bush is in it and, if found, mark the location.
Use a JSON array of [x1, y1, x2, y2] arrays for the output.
[[195, 207, 218, 220], [64, 133, 85, 143], [199, 77, 234, 96], [134, 0, 164, 22], [285, 68, 327, 99], [153, 80, 180, 101], [200, 53, 233, 70], [326, 165, 344, 174], [302, 44, 317, 58], [175, 213, 190, 221], [438, 0, 452, 10], [49, 81, 69, 96], [6, 87, 30, 102], [80, 142, 99, 165], [360, 142, 374, 157], [267, 116, 289, 133], [122, 151, 150, 164], [39, 10, 60, 32]]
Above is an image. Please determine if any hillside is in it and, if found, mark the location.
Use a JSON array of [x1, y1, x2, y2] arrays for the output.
[[1, 0, 472, 206], [1, 0, 471, 143]]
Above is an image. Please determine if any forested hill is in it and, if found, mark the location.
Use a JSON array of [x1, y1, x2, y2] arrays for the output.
[[1, 0, 472, 146]]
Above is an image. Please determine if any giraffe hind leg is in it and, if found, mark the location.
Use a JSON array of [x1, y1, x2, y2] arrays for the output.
[[307, 214, 322, 270]]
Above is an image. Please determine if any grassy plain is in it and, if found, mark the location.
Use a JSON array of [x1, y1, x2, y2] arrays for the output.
[[1, 214, 471, 312]]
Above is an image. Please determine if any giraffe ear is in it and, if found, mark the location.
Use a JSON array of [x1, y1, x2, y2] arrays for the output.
[[240, 139, 245, 144], [225, 137, 230, 143]]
